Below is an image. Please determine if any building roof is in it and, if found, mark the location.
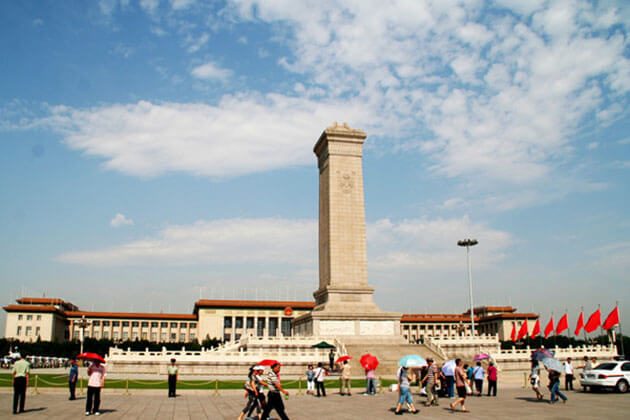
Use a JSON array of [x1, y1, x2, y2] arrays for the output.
[[65, 311, 197, 321], [480, 312, 539, 321], [194, 299, 315, 313], [401, 314, 478, 323], [15, 297, 79, 311], [462, 306, 517, 315], [3, 304, 65, 315]]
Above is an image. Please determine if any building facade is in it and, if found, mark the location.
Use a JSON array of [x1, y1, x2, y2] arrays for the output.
[[3, 297, 537, 344]]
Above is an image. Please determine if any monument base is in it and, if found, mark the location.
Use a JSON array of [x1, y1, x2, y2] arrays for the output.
[[293, 310, 404, 343]]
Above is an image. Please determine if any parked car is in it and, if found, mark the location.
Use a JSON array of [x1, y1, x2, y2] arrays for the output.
[[580, 361, 630, 393]]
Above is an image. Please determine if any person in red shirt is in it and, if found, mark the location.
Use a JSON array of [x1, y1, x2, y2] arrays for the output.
[[487, 362, 498, 396]]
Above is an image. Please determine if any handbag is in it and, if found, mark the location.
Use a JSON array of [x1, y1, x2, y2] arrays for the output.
[[465, 383, 472, 395]]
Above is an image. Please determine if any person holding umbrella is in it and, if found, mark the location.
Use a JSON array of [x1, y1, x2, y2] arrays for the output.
[[68, 358, 79, 400], [339, 359, 352, 396], [81, 354, 106, 416], [548, 367, 567, 404], [167, 358, 178, 398]]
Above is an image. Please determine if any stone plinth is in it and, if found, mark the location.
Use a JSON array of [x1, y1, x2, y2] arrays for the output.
[[294, 123, 401, 340]]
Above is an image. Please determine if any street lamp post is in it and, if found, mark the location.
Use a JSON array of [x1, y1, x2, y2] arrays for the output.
[[75, 315, 91, 355], [458, 238, 478, 337]]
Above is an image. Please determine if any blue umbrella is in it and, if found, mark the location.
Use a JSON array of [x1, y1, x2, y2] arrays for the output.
[[532, 349, 554, 361], [399, 354, 427, 368], [542, 357, 563, 373]]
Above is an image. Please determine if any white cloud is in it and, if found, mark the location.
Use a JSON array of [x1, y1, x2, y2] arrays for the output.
[[587, 142, 599, 150], [190, 61, 231, 81], [58, 216, 511, 277], [110, 213, 134, 227], [227, 0, 628, 184], [185, 33, 210, 53], [170, 0, 195, 10], [41, 96, 375, 178], [139, 0, 160, 15]]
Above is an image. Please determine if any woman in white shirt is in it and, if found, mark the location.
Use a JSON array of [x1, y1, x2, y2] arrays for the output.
[[86, 360, 106, 416]]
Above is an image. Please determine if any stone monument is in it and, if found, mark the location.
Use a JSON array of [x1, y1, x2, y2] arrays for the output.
[[294, 123, 401, 341]]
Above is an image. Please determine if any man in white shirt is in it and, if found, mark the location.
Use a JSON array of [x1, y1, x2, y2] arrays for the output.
[[564, 357, 574, 391]]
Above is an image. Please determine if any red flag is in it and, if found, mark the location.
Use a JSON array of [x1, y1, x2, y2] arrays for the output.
[[574, 311, 585, 336], [510, 322, 516, 341], [544, 317, 555, 338], [584, 308, 601, 333], [517, 320, 529, 341], [531, 319, 541, 339], [556, 313, 569, 335], [603, 306, 620, 330]]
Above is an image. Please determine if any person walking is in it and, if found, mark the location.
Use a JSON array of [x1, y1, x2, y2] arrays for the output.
[[529, 360, 544, 400], [239, 366, 262, 420], [487, 361, 498, 396], [167, 358, 178, 398], [69, 358, 79, 401], [314, 362, 327, 397], [85, 360, 106, 416], [365, 367, 376, 395], [12, 354, 30, 415], [442, 362, 455, 398], [260, 363, 290, 420], [340, 360, 352, 396], [449, 359, 469, 413], [472, 362, 484, 396], [564, 358, 574, 391], [548, 369, 567, 404], [394, 366, 419, 415], [421, 358, 440, 407], [305, 364, 315, 395]]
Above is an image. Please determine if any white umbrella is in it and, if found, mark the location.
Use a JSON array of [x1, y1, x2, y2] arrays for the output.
[[442, 359, 456, 376]]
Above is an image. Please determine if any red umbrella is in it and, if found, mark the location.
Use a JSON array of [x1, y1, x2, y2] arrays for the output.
[[336, 355, 352, 364], [77, 352, 106, 363], [360, 354, 379, 370], [258, 359, 280, 366]]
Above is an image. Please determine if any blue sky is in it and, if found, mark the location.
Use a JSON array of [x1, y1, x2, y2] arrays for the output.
[[1, 0, 629, 334]]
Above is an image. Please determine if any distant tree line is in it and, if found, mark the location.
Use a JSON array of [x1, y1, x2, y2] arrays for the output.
[[1, 335, 223, 358]]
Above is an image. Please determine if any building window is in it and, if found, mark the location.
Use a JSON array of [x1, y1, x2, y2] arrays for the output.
[[224, 317, 232, 328], [246, 317, 254, 329], [36, 315, 42, 321], [160, 322, 168, 328], [92, 320, 100, 326], [122, 321, 130, 327], [112, 321, 120, 327], [170, 322, 178, 328], [93, 332, 100, 339], [132, 321, 139, 327], [223, 333, 231, 341], [132, 332, 138, 340], [35, 327, 41, 336], [151, 322, 158, 328], [18, 314, 23, 320], [141, 321, 148, 328], [161, 332, 167, 341], [113, 332, 119, 340], [170, 333, 177, 341], [256, 318, 265, 336], [141, 332, 147, 340], [102, 332, 109, 339], [102, 321, 110, 326], [122, 332, 129, 340], [235, 333, 241, 340], [269, 317, 278, 336], [235, 317, 243, 329], [150, 332, 157, 341], [189, 333, 196, 341], [26, 315, 33, 321], [16, 326, 22, 336], [281, 318, 292, 337], [25, 326, 32, 336], [190, 323, 197, 329]]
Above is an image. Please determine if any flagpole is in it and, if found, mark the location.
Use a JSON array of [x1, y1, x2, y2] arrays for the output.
[[582, 306, 587, 343], [598, 304, 603, 345], [615, 301, 626, 360], [566, 308, 570, 343]]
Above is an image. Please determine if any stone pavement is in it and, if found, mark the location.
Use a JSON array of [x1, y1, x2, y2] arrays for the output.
[[1, 387, 627, 419]]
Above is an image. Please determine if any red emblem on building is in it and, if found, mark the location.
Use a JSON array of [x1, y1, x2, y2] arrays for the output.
[[284, 307, 293, 316]]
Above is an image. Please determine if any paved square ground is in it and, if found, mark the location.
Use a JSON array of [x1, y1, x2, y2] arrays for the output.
[[1, 387, 627, 419]]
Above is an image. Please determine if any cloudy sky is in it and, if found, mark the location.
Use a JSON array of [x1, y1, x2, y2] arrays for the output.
[[1, 0, 629, 334]]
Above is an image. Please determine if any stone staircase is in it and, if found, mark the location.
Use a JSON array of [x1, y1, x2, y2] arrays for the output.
[[342, 343, 446, 378]]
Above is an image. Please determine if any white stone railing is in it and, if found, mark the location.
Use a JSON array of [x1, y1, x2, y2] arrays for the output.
[[495, 344, 617, 362]]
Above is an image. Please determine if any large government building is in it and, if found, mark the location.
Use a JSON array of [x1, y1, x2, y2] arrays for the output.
[[3, 296, 537, 343]]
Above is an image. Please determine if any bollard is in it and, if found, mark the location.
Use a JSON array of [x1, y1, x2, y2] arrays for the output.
[[80, 377, 84, 395], [32, 374, 40, 395], [298, 377, 303, 395], [125, 379, 130, 396], [212, 379, 219, 396], [523, 372, 528, 388]]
